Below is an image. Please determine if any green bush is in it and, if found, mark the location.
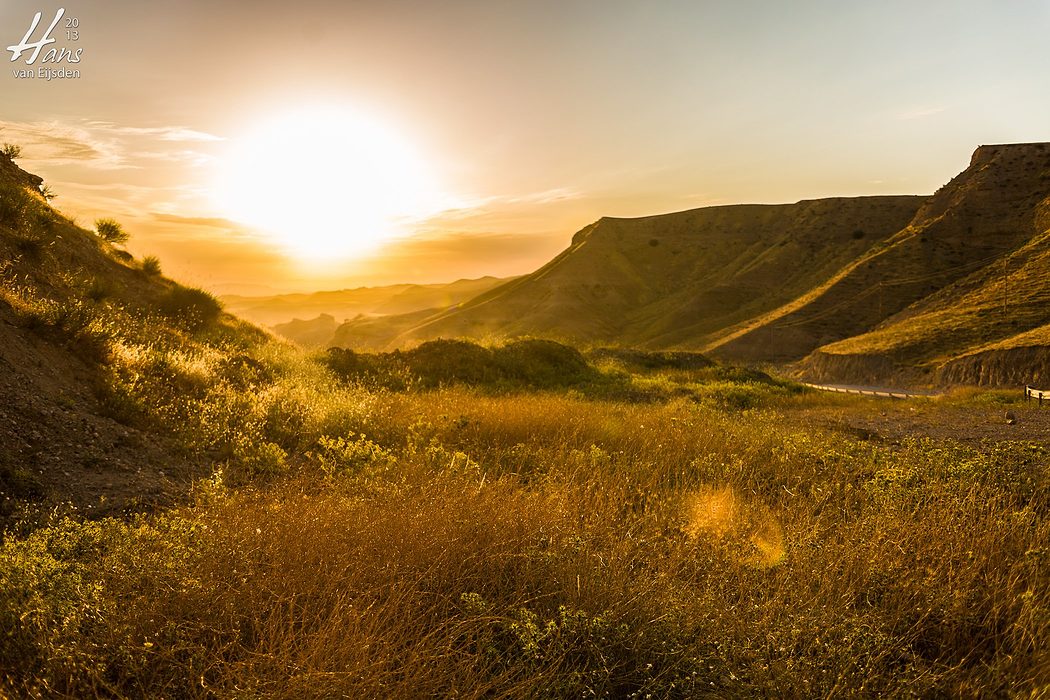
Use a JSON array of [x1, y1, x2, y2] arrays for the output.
[[0, 183, 28, 227], [325, 339, 606, 392], [84, 277, 117, 302], [310, 434, 395, 480], [1, 143, 21, 159], [495, 339, 597, 387], [405, 339, 502, 387], [588, 347, 714, 371]]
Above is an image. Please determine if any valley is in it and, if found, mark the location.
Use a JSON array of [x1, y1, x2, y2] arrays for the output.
[[0, 146, 1047, 697]]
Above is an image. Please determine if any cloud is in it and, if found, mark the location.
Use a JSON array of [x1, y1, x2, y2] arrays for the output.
[[0, 120, 125, 168], [134, 150, 216, 166], [151, 213, 244, 228], [896, 106, 946, 120], [0, 118, 223, 169], [83, 121, 224, 142], [442, 186, 583, 217]]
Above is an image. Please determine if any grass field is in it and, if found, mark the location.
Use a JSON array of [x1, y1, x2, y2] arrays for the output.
[[1, 328, 1047, 697]]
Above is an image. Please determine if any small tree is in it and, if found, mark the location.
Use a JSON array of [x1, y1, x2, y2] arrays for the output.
[[95, 218, 129, 245], [1, 143, 22, 159]]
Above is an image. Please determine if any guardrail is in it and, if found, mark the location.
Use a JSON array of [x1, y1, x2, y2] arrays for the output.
[[801, 383, 918, 399], [1025, 385, 1048, 406]]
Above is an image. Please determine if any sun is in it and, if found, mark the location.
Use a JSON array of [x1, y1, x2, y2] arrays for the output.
[[214, 105, 442, 260]]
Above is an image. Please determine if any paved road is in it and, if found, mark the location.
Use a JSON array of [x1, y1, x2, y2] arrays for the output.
[[801, 382, 938, 399]]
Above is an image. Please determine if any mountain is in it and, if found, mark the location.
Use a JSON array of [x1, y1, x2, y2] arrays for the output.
[[272, 313, 340, 347], [329, 143, 1050, 386], [715, 144, 1050, 373], [376, 196, 924, 348], [222, 276, 512, 329]]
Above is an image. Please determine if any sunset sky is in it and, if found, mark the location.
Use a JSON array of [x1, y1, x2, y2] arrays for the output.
[[3, 0, 1049, 294]]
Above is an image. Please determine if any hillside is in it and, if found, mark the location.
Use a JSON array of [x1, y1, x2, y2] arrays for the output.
[[369, 196, 923, 349], [718, 143, 1050, 375], [0, 150, 267, 518], [328, 143, 1050, 386]]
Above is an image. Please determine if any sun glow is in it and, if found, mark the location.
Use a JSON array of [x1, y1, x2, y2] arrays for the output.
[[214, 106, 443, 260]]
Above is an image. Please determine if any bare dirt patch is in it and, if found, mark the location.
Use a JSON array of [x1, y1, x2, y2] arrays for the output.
[[0, 303, 202, 522], [792, 396, 1050, 446]]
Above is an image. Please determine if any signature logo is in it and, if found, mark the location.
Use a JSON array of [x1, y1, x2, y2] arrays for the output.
[[7, 8, 82, 65]]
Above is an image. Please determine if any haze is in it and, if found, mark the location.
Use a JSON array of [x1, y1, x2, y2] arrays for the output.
[[2, 0, 1048, 293]]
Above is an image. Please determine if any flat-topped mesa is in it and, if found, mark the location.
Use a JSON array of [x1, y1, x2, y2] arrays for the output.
[[970, 141, 1050, 167]]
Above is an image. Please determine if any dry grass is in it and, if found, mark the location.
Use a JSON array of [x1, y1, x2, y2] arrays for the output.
[[2, 376, 1048, 697]]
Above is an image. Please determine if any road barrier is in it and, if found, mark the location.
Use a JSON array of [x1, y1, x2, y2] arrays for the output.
[[1025, 385, 1048, 406], [801, 383, 920, 399]]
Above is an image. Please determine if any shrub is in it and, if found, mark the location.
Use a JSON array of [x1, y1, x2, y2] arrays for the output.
[[0, 143, 21, 159], [589, 347, 714, 371], [325, 339, 606, 392], [406, 339, 501, 387], [310, 434, 395, 480], [157, 285, 223, 330], [141, 255, 162, 276], [14, 236, 45, 263], [94, 218, 128, 245], [495, 339, 597, 387]]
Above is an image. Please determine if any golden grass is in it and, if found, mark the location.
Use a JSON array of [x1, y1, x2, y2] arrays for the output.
[[3, 375, 1048, 696]]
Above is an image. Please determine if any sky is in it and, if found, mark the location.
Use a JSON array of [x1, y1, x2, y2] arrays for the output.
[[2, 0, 1049, 294]]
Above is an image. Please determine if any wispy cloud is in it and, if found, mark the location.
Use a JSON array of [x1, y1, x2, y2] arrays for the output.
[[0, 120, 125, 168], [0, 118, 223, 169], [83, 121, 224, 142], [151, 213, 241, 228], [423, 186, 584, 226], [135, 149, 216, 166], [896, 106, 946, 120]]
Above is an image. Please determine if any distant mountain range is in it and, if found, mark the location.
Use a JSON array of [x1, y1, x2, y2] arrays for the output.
[[329, 143, 1050, 386], [221, 276, 512, 347]]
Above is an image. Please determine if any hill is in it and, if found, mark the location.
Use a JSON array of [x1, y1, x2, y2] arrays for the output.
[[330, 143, 1050, 386], [0, 150, 267, 518], [717, 144, 1050, 376], [369, 196, 924, 348]]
